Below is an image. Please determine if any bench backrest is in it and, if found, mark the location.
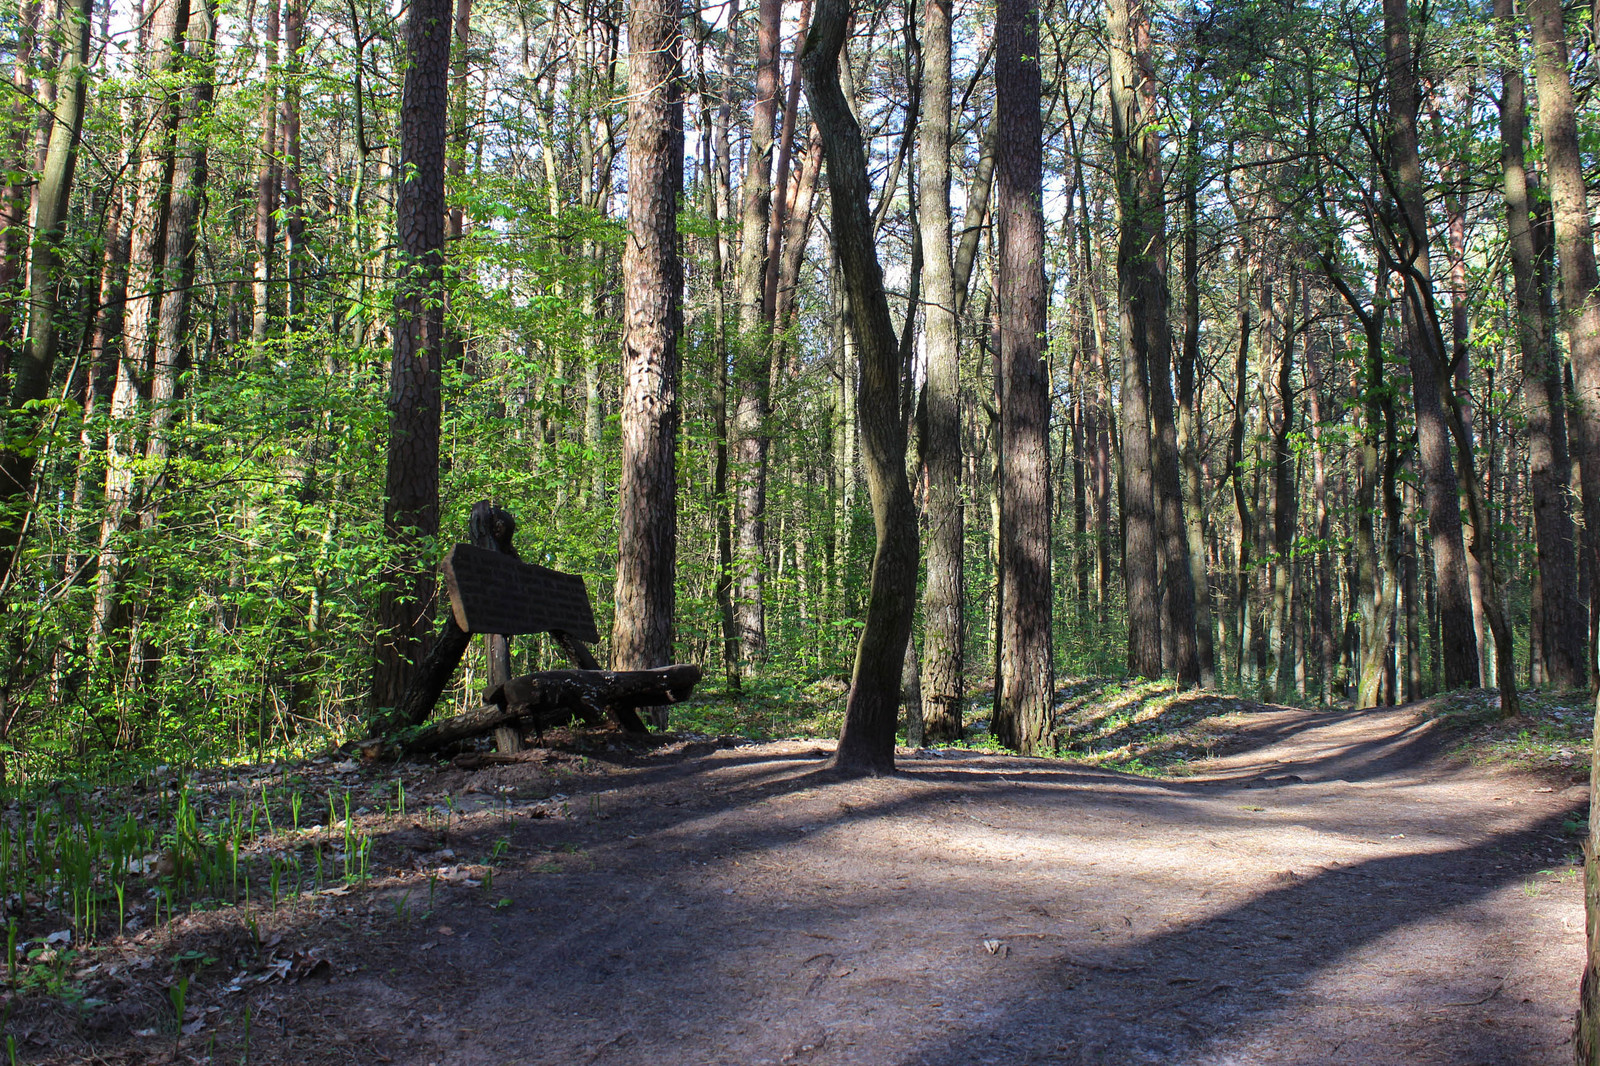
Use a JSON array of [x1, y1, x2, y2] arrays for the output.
[[440, 543, 601, 642]]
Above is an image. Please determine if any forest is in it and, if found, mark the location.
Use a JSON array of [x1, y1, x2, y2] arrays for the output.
[[1, 0, 1599, 1058]]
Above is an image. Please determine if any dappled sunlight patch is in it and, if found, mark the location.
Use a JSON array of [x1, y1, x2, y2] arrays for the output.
[[1420, 688, 1593, 780], [1046, 677, 1280, 774]]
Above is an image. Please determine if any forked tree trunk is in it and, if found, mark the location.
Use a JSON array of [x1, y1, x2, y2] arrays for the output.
[[802, 0, 918, 776]]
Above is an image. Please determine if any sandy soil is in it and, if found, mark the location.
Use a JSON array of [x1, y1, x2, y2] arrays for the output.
[[26, 702, 1589, 1065]]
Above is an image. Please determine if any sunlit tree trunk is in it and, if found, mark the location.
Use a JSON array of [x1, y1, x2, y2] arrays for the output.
[[1383, 0, 1479, 692], [250, 0, 278, 345], [1499, 0, 1582, 691], [612, 0, 682, 729], [1523, 0, 1600, 1050], [802, 0, 918, 775], [92, 0, 190, 658], [918, 0, 963, 744], [732, 0, 780, 676]]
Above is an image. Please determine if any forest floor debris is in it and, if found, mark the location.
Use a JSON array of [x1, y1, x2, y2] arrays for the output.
[[2, 695, 1587, 1064]]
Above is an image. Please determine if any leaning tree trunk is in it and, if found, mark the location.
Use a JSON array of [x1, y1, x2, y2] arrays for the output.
[[372, 0, 451, 715], [612, 0, 682, 729], [0, 0, 93, 583], [993, 0, 1052, 753], [918, 0, 964, 744], [802, 0, 918, 776]]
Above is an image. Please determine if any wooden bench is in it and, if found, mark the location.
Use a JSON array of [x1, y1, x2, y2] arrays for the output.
[[378, 501, 701, 753]]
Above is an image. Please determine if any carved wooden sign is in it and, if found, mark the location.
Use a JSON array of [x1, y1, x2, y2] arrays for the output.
[[440, 544, 601, 643]]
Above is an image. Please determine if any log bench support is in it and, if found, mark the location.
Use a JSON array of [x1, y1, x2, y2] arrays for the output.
[[373, 501, 701, 750]]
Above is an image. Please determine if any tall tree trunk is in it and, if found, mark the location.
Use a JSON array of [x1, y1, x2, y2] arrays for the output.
[[612, 0, 682, 729], [993, 0, 1052, 752], [0, 1, 40, 386], [142, 0, 214, 531], [802, 0, 918, 776], [1106, 0, 1161, 679], [1266, 268, 1298, 701], [0, 0, 92, 576], [1384, 0, 1479, 691], [732, 0, 781, 677], [1229, 246, 1253, 687], [281, 0, 304, 330], [250, 0, 278, 345], [1178, 104, 1214, 687], [918, 0, 963, 744], [1501, 0, 1583, 690], [372, 0, 451, 714], [91, 0, 190, 657], [695, 19, 739, 691]]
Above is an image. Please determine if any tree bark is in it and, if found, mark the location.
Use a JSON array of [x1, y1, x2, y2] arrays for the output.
[[250, 0, 278, 345], [373, 0, 451, 715], [918, 0, 963, 744], [1107, 0, 1163, 680], [993, 0, 1052, 752], [732, 0, 781, 676], [91, 0, 190, 656], [1178, 103, 1215, 687], [402, 665, 701, 753], [0, 0, 92, 576], [1384, 0, 1479, 691], [1505, 0, 1583, 691], [613, 0, 683, 730], [802, 0, 918, 776]]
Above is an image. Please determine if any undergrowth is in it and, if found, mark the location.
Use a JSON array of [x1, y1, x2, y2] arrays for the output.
[[1425, 687, 1593, 779]]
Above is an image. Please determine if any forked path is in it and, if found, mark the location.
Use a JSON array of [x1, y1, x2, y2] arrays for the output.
[[336, 704, 1584, 1065]]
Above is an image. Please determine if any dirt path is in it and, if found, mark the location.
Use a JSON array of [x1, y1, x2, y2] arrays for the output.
[[48, 703, 1590, 1064]]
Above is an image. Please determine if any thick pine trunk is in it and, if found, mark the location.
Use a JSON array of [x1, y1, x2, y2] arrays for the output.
[[612, 0, 683, 730], [1500, 0, 1583, 691], [802, 0, 918, 776], [373, 0, 451, 714], [993, 0, 1052, 752]]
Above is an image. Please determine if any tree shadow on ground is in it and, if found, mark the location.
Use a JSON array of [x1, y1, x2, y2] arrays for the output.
[[33, 717, 1585, 1066]]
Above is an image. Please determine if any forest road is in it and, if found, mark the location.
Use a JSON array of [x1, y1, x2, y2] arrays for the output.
[[320, 702, 1584, 1065]]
